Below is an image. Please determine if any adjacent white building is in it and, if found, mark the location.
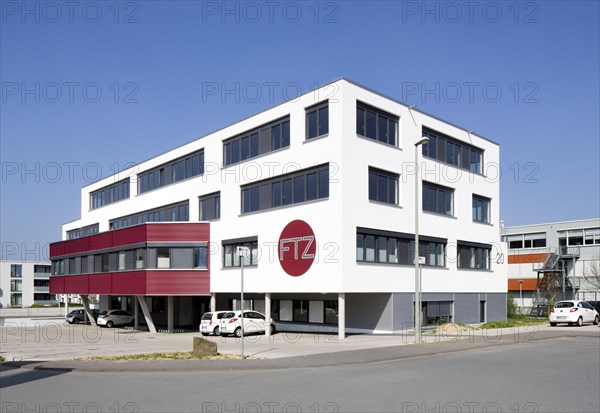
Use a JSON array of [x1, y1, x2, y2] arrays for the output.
[[50, 78, 507, 335], [0, 261, 57, 308]]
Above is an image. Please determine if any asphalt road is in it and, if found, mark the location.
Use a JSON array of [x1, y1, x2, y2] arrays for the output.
[[2, 336, 599, 413]]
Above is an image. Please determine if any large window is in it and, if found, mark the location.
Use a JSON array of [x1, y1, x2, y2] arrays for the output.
[[293, 300, 309, 322], [67, 224, 99, 240], [356, 102, 398, 146], [368, 167, 398, 205], [422, 127, 483, 174], [138, 150, 204, 194], [90, 179, 130, 210], [10, 264, 22, 278], [472, 195, 491, 223], [223, 239, 259, 267], [423, 182, 453, 216], [508, 233, 547, 250], [223, 117, 290, 167], [241, 164, 329, 214], [109, 201, 189, 230], [199, 192, 220, 221], [306, 101, 329, 140], [458, 242, 491, 270], [356, 228, 446, 267]]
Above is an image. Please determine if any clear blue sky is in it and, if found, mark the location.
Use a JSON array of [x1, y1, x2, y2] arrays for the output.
[[1, 1, 599, 261]]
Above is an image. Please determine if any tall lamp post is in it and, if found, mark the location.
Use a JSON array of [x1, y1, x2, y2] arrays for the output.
[[414, 136, 429, 344], [237, 246, 250, 359]]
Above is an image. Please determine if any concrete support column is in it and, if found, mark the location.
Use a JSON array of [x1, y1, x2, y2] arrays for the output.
[[136, 295, 157, 333], [80, 294, 97, 327], [134, 298, 140, 329], [121, 297, 127, 311], [210, 293, 216, 312], [265, 293, 271, 338], [338, 293, 346, 340], [64, 295, 69, 316], [167, 296, 174, 331]]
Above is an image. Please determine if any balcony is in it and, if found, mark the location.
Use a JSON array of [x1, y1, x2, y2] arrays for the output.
[[34, 272, 51, 279], [34, 286, 50, 292], [559, 246, 580, 257]]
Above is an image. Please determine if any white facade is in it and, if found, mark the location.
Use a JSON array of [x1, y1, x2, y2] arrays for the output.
[[60, 79, 507, 331]]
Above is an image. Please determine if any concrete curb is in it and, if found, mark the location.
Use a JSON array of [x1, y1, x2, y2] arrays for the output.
[[3, 330, 598, 373]]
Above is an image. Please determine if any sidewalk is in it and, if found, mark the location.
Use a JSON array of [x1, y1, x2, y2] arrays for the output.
[[3, 326, 598, 372]]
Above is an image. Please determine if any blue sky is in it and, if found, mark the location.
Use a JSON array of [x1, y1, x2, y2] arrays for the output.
[[1, 0, 599, 261]]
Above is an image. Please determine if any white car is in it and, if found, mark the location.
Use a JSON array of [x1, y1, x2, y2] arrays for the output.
[[199, 311, 228, 336], [97, 310, 135, 328], [220, 310, 275, 337], [549, 300, 600, 327]]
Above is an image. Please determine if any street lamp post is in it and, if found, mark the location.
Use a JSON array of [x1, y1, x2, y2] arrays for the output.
[[237, 246, 250, 359], [519, 280, 523, 314], [414, 136, 429, 344]]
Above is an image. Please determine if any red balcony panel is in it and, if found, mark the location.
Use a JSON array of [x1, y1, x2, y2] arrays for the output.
[[64, 275, 89, 294], [147, 223, 210, 243], [112, 271, 146, 295], [111, 224, 148, 247], [49, 277, 65, 294], [50, 223, 211, 259], [88, 273, 112, 294], [146, 270, 210, 295]]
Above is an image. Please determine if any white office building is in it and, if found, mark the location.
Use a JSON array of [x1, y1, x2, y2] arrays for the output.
[[50, 78, 507, 335], [0, 261, 57, 308]]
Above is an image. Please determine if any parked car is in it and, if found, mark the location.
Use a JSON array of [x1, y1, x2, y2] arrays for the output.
[[199, 311, 228, 336], [549, 300, 600, 327], [97, 310, 135, 328], [586, 300, 600, 314], [65, 309, 99, 324], [220, 310, 275, 337]]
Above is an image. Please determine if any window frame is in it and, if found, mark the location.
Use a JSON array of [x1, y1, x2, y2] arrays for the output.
[[472, 194, 491, 224], [368, 167, 399, 205], [356, 102, 399, 147], [306, 101, 329, 140], [423, 182, 454, 216]]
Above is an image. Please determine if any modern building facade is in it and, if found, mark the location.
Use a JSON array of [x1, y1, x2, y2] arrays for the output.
[[49, 78, 507, 335], [0, 261, 57, 308], [506, 218, 600, 311]]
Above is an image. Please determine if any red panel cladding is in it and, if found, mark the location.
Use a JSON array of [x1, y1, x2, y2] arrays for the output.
[[87, 232, 113, 251], [111, 225, 148, 247], [88, 273, 112, 294], [49, 277, 65, 294], [63, 275, 89, 294], [112, 271, 147, 295], [147, 223, 210, 242], [146, 270, 210, 295]]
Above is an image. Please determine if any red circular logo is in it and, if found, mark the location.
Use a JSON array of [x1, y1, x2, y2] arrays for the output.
[[278, 220, 316, 277]]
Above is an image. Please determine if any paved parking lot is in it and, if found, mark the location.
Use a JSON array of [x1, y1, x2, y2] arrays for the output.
[[1, 317, 598, 362]]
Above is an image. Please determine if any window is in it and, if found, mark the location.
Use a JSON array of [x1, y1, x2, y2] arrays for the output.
[[10, 294, 22, 306], [306, 102, 329, 140], [324, 301, 338, 324], [458, 242, 491, 270], [135, 248, 145, 269], [224, 117, 290, 167], [157, 248, 170, 269], [241, 164, 329, 214], [67, 224, 99, 240], [34, 265, 51, 274], [508, 233, 547, 250], [368, 167, 398, 205], [11, 279, 22, 292], [90, 179, 130, 210], [472, 195, 491, 223], [10, 264, 22, 278], [223, 239, 259, 267], [138, 150, 204, 194], [357, 228, 446, 267], [118, 251, 127, 271], [423, 182, 453, 216], [199, 192, 220, 221], [356, 102, 398, 146], [422, 127, 483, 174], [194, 246, 208, 269], [109, 201, 189, 230], [293, 300, 309, 322]]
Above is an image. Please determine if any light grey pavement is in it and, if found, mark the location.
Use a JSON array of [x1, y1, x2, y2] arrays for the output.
[[1, 317, 598, 372]]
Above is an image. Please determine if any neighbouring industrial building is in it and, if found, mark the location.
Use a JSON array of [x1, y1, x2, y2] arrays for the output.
[[506, 218, 600, 313]]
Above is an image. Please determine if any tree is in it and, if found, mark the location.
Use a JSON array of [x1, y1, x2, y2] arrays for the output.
[[581, 257, 600, 290]]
